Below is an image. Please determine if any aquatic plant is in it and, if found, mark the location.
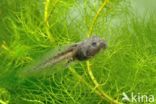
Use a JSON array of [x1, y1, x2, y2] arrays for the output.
[[0, 0, 156, 103]]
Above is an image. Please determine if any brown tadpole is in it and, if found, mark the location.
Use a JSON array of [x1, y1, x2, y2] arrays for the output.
[[32, 35, 107, 71]]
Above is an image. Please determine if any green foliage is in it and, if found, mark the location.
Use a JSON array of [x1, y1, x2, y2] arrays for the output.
[[0, 0, 156, 104]]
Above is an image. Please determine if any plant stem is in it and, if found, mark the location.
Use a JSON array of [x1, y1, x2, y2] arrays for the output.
[[87, 0, 109, 37], [86, 0, 122, 103], [44, 0, 50, 27], [44, 0, 53, 42], [69, 67, 121, 104], [86, 62, 121, 104]]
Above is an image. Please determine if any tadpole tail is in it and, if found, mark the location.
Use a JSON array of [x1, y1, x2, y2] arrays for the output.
[[31, 46, 77, 72], [32, 52, 72, 71], [19, 44, 77, 78]]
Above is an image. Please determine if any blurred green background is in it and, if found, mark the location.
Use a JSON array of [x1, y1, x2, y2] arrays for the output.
[[0, 0, 156, 104]]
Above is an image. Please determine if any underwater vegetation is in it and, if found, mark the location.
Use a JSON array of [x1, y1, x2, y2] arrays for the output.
[[0, 0, 156, 104]]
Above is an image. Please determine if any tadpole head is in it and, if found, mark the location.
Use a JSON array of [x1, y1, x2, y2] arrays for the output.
[[85, 35, 107, 57], [75, 35, 107, 61], [91, 35, 107, 49]]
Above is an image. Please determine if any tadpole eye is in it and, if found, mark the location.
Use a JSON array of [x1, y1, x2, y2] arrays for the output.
[[92, 42, 97, 47]]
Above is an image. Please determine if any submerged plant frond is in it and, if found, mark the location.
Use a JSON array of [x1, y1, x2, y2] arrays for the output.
[[0, 0, 156, 104]]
